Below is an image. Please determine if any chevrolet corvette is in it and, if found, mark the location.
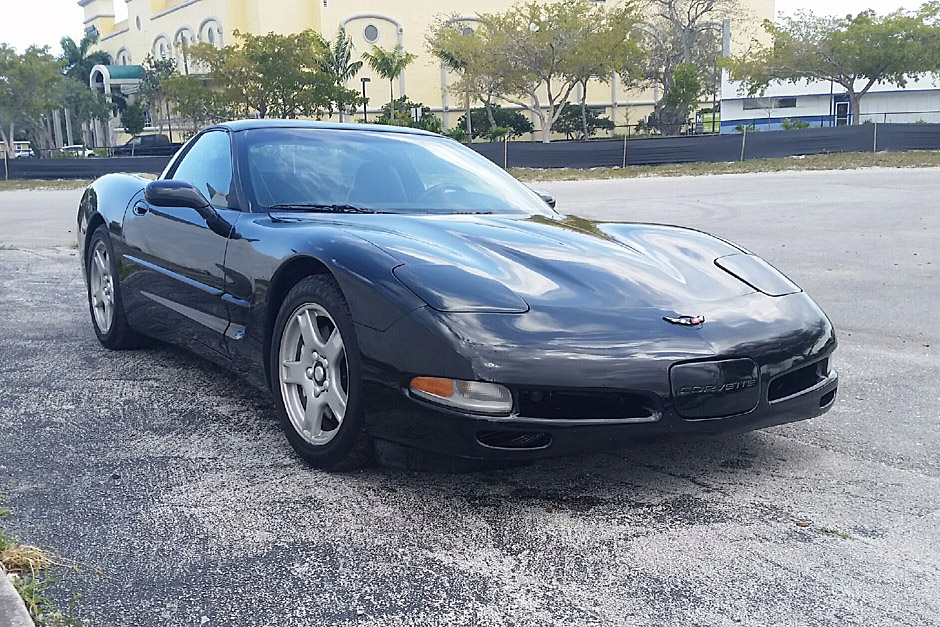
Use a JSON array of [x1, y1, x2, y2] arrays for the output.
[[78, 120, 838, 469]]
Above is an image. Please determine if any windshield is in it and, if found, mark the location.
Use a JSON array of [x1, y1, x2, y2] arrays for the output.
[[237, 127, 555, 216]]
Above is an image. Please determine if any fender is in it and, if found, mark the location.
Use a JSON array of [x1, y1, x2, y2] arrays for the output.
[[77, 173, 149, 279]]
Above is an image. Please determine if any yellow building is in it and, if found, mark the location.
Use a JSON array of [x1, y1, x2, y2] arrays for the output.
[[81, 0, 774, 140]]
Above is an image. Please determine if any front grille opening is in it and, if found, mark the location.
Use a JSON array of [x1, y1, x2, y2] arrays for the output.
[[769, 359, 828, 402], [820, 389, 837, 407], [477, 431, 552, 450], [517, 390, 655, 420]]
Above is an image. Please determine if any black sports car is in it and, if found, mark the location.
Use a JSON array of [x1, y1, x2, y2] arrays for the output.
[[78, 120, 838, 469]]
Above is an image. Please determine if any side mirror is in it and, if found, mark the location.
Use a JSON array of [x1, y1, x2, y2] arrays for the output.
[[145, 179, 211, 210], [144, 180, 233, 238], [532, 188, 556, 209]]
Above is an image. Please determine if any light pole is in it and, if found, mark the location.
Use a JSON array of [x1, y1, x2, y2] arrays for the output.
[[361, 77, 371, 123]]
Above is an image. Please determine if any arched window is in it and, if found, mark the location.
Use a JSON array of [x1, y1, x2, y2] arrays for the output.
[[116, 48, 132, 66], [153, 35, 171, 60], [199, 18, 223, 48], [174, 27, 196, 73]]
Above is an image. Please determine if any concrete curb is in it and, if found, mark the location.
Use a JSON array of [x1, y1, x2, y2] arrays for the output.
[[0, 567, 34, 627]]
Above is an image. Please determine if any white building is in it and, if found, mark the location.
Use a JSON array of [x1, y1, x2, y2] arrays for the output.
[[720, 74, 940, 133]]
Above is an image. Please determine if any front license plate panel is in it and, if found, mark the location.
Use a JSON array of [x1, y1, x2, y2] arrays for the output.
[[670, 358, 760, 419]]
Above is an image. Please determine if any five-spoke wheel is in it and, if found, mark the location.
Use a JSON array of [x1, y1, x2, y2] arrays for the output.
[[278, 303, 349, 446], [89, 240, 115, 334], [85, 225, 142, 349], [271, 275, 369, 469]]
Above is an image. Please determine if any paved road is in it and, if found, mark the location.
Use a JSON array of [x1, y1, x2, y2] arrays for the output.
[[0, 168, 938, 626]]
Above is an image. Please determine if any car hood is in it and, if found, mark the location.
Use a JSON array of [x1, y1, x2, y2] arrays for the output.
[[309, 213, 767, 313]]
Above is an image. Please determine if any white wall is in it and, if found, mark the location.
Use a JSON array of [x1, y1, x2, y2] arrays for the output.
[[721, 73, 940, 132]]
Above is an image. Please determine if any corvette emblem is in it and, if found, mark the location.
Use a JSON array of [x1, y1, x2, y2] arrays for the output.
[[663, 315, 705, 326]]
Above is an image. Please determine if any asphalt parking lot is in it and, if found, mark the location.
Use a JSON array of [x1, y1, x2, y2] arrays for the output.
[[0, 167, 938, 626]]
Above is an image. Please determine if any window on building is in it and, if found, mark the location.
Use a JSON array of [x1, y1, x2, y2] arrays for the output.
[[153, 36, 171, 60], [743, 97, 798, 110], [363, 24, 379, 43], [117, 48, 131, 65], [175, 28, 195, 73], [200, 19, 223, 48]]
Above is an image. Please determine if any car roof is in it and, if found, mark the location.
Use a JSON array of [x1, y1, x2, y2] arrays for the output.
[[212, 119, 440, 137]]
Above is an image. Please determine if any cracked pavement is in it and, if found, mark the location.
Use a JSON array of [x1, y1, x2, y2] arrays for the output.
[[0, 167, 938, 626]]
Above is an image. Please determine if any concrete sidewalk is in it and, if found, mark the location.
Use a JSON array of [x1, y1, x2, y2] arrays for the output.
[[0, 568, 33, 627]]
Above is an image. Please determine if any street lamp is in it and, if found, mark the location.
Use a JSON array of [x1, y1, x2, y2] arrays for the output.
[[361, 77, 371, 123]]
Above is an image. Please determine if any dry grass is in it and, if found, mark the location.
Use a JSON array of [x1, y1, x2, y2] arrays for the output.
[[0, 499, 84, 625], [511, 150, 940, 182], [0, 540, 54, 574], [0, 179, 90, 191]]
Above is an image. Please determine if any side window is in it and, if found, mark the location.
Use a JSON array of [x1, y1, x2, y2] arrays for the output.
[[171, 131, 233, 209]]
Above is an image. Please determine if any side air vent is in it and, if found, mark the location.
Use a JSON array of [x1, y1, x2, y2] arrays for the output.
[[769, 359, 829, 403], [476, 431, 552, 450]]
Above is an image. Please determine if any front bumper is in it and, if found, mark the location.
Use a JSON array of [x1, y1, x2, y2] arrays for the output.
[[362, 365, 838, 461]]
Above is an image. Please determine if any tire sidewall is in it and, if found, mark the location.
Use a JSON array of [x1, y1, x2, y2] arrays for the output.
[[270, 276, 366, 468], [86, 226, 123, 346]]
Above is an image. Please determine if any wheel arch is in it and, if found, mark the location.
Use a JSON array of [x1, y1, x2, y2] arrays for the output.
[[263, 255, 336, 388], [84, 212, 107, 263]]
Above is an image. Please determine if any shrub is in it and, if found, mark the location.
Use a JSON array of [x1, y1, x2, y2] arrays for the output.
[[782, 118, 810, 130]]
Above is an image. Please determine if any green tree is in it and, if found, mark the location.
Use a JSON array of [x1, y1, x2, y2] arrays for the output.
[[139, 55, 178, 134], [375, 96, 442, 133], [641, 0, 737, 133], [726, 5, 940, 125], [187, 30, 336, 120], [322, 28, 364, 122], [647, 62, 701, 135], [59, 32, 109, 84], [362, 44, 417, 124], [455, 106, 534, 140], [427, 20, 491, 139], [162, 75, 232, 136], [121, 101, 146, 137], [0, 45, 65, 154], [440, 0, 644, 142], [554, 103, 615, 140], [567, 2, 645, 140]]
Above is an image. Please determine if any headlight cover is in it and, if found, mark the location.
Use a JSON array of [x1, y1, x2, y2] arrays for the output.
[[715, 254, 801, 297], [410, 377, 514, 415], [392, 264, 528, 313]]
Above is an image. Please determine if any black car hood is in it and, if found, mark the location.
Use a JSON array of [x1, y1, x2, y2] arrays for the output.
[[318, 213, 758, 312]]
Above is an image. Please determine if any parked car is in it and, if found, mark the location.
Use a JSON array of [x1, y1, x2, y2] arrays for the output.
[[61, 144, 96, 158], [77, 120, 838, 470], [12, 148, 34, 159], [112, 134, 183, 157]]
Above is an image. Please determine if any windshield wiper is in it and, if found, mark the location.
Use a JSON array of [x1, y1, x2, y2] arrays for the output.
[[268, 203, 375, 214]]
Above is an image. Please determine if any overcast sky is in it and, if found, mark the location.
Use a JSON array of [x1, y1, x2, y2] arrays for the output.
[[0, 0, 923, 54]]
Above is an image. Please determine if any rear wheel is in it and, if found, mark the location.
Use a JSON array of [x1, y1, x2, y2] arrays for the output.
[[271, 275, 370, 470], [86, 225, 143, 349]]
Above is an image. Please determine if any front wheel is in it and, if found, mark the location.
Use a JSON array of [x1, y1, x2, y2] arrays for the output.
[[86, 225, 144, 349], [270, 275, 370, 470]]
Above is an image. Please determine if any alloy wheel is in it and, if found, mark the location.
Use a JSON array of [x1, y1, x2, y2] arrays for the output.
[[89, 240, 115, 334], [278, 303, 349, 446]]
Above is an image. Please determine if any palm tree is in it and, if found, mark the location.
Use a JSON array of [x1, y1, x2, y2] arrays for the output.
[[322, 28, 363, 122], [361, 44, 417, 124], [60, 32, 110, 84], [60, 33, 111, 146]]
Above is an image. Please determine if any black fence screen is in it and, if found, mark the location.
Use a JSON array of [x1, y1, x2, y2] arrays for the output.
[[6, 123, 940, 179]]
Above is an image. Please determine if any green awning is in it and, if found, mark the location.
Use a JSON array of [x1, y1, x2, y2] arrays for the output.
[[102, 65, 145, 80]]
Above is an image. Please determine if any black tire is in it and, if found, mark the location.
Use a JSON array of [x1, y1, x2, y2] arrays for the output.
[[86, 225, 145, 350], [270, 275, 371, 471]]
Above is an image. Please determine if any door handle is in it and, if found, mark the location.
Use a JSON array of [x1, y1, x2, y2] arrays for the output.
[[132, 203, 148, 216]]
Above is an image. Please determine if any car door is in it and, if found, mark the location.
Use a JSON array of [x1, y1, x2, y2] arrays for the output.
[[121, 130, 241, 357]]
